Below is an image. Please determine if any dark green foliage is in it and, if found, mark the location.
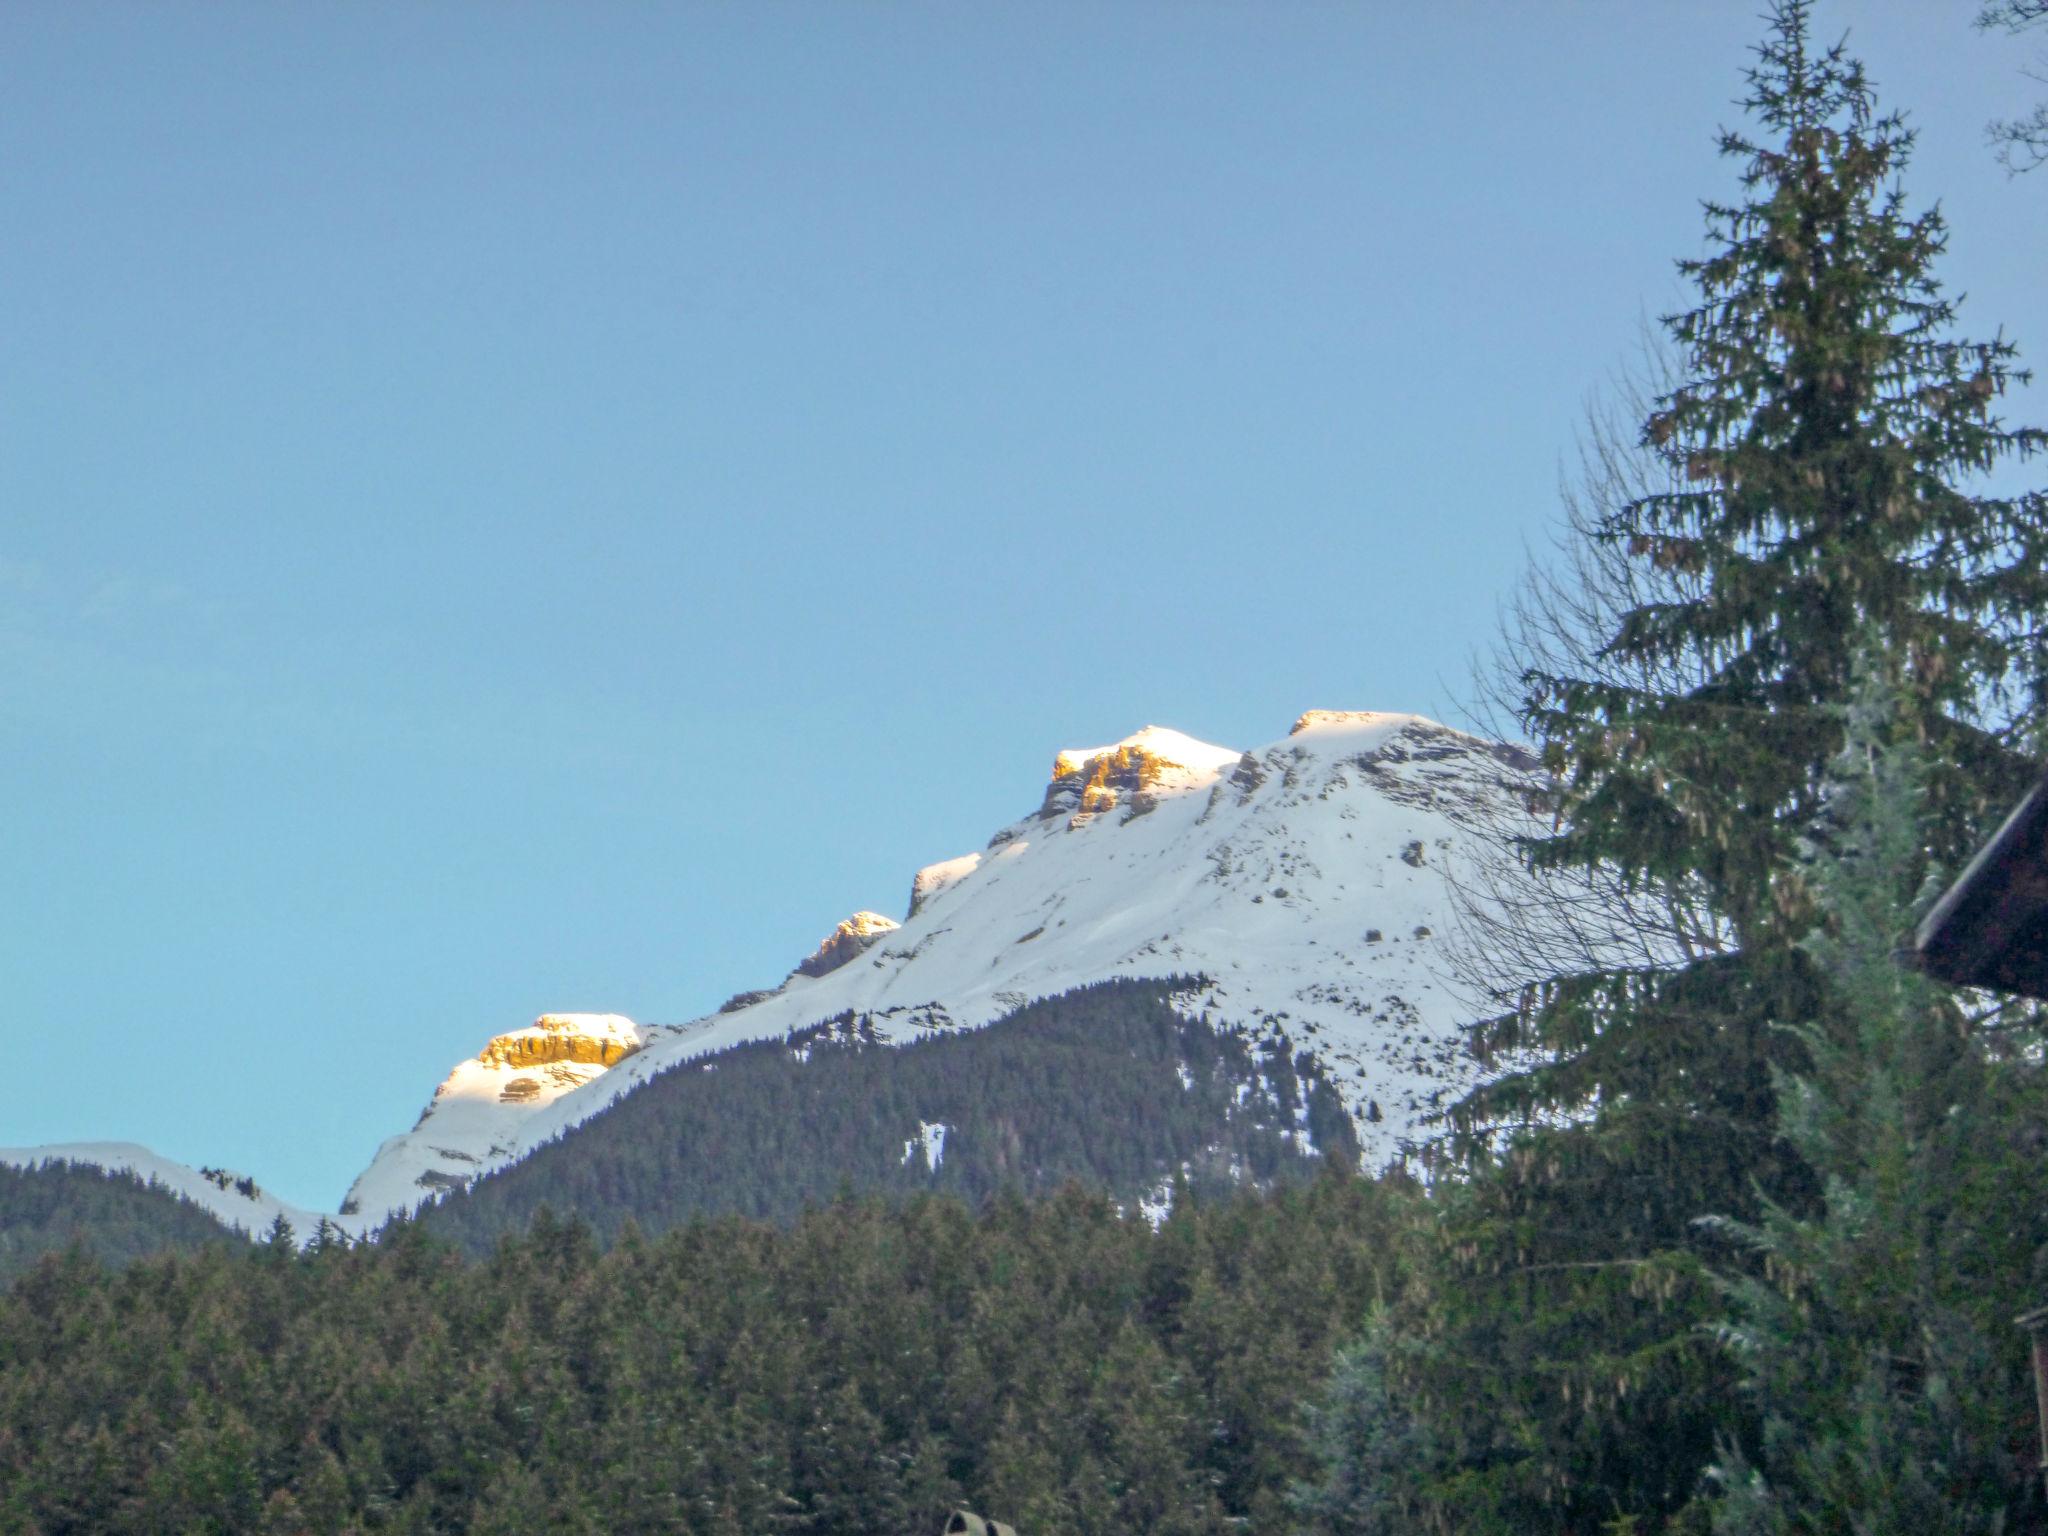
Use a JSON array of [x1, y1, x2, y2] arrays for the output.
[[1464, 0, 2048, 1145], [1703, 696, 2048, 1533], [1518, 2, 2046, 945], [422, 979, 1357, 1252], [0, 1172, 1413, 1535], [0, 1160, 246, 1282], [1291, 1311, 1429, 1536], [1418, 6, 2048, 1530]]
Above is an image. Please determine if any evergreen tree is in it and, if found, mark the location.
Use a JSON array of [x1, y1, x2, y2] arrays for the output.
[[1703, 676, 2048, 1534], [0, 1179, 1409, 1534], [1425, 5, 2048, 1528], [1467, 0, 2048, 1142], [1290, 1312, 1428, 1536]]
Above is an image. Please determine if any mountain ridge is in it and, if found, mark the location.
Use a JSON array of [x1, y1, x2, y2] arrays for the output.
[[5, 708, 1546, 1241]]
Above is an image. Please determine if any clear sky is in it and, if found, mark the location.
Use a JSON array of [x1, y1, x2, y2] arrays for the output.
[[4, 2, 2043, 1209]]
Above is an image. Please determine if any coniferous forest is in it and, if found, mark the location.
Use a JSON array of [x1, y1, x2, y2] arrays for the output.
[[1, 1179, 1409, 1534], [11, 4, 2048, 1532], [0, 1163, 241, 1286], [421, 979, 1357, 1251]]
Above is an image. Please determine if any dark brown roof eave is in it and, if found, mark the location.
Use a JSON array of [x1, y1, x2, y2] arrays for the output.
[[1914, 767, 2048, 1000]]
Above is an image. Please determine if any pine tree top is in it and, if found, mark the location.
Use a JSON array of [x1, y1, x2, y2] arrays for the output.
[[1522, 0, 2048, 945]]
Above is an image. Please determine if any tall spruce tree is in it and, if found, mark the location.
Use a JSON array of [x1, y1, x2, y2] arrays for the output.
[[1466, 0, 2048, 1139], [1410, 6, 2048, 1531]]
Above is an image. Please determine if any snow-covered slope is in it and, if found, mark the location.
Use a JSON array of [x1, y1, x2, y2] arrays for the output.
[[0, 1141, 346, 1240], [11, 709, 1552, 1234], [342, 1013, 646, 1220], [347, 710, 1545, 1214]]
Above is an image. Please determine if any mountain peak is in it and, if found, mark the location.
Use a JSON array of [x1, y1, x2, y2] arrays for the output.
[[15, 704, 1557, 1235], [1291, 708, 1403, 736], [1042, 726, 1241, 825], [796, 911, 902, 979], [612, 704, 1555, 1170], [1049, 725, 1240, 782], [339, 1012, 650, 1220]]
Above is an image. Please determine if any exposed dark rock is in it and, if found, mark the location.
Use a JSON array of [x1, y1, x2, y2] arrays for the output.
[[796, 912, 902, 979], [1490, 739, 1542, 773]]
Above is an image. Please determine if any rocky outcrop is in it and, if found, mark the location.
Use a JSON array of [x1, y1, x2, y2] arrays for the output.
[[1037, 728, 1241, 826], [795, 911, 902, 979], [476, 1013, 645, 1071], [1042, 742, 1164, 820], [1304, 716, 1544, 828], [339, 1013, 652, 1223]]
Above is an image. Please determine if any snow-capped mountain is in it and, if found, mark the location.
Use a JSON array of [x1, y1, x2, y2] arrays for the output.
[[5, 709, 1550, 1237], [345, 708, 1543, 1216], [341, 1013, 648, 1221]]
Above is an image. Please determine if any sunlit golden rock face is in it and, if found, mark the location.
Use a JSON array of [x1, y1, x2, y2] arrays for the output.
[[477, 1014, 643, 1071], [796, 911, 902, 979], [1042, 742, 1185, 824]]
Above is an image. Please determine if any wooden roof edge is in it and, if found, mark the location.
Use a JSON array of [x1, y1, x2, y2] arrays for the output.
[[1913, 766, 2048, 965]]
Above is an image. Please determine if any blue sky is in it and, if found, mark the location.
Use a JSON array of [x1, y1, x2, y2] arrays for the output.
[[4, 3, 2044, 1208]]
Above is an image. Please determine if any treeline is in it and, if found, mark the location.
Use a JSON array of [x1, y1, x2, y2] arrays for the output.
[[423, 978, 1356, 1252], [0, 1161, 241, 1284], [0, 1174, 1411, 1535]]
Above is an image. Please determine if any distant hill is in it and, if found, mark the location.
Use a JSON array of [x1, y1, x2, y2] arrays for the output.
[[0, 1160, 249, 1284], [419, 978, 1356, 1252]]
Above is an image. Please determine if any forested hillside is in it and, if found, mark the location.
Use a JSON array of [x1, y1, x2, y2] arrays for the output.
[[0, 1161, 246, 1283], [0, 1176, 1409, 1535], [422, 979, 1356, 1252]]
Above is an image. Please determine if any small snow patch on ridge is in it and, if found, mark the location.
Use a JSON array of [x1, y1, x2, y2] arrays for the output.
[[1291, 709, 1396, 735], [910, 854, 981, 916]]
